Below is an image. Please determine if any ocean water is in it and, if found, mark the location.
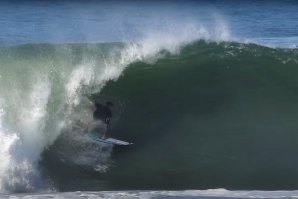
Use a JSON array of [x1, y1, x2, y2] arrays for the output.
[[0, 0, 298, 198]]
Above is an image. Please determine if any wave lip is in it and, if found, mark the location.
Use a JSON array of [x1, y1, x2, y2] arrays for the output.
[[245, 36, 298, 49]]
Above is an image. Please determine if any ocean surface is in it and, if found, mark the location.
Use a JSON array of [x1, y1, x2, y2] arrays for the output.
[[0, 0, 298, 198]]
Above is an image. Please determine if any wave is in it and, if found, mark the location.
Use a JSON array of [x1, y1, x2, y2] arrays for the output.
[[0, 30, 297, 192], [0, 22, 230, 193]]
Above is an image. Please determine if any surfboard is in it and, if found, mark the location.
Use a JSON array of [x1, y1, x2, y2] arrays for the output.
[[93, 137, 133, 146], [73, 127, 133, 146]]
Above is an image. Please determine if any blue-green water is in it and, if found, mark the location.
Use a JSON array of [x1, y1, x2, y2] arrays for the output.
[[0, 0, 298, 195], [0, 0, 297, 47]]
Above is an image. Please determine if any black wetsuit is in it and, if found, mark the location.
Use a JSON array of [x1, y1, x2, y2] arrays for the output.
[[93, 103, 112, 124]]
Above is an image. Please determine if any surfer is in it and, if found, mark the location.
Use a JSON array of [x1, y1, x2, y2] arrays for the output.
[[94, 101, 113, 124], [86, 101, 113, 138]]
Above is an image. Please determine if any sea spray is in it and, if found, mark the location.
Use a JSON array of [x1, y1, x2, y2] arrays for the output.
[[0, 21, 234, 192], [0, 70, 52, 192], [0, 102, 18, 192], [63, 22, 227, 106]]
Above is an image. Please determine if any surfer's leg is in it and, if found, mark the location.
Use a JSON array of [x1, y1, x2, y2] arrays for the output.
[[99, 122, 107, 138], [101, 127, 107, 139]]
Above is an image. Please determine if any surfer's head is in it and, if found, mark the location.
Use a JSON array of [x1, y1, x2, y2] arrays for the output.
[[106, 101, 114, 107]]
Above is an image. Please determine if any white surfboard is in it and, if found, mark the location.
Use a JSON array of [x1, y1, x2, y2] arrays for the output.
[[94, 137, 133, 146], [73, 126, 133, 146]]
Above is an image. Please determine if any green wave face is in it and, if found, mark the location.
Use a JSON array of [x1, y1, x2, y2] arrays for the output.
[[93, 42, 298, 190]]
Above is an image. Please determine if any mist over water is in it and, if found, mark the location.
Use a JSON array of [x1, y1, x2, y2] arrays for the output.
[[0, 0, 297, 194]]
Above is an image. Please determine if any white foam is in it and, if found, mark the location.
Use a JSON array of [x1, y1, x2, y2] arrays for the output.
[[0, 133, 18, 192], [0, 75, 52, 193], [4, 189, 298, 199], [0, 100, 21, 192], [123, 22, 229, 68], [134, 21, 231, 61], [66, 62, 95, 106], [19, 76, 50, 158]]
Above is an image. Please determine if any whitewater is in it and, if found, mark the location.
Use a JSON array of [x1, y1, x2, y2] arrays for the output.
[[0, 1, 298, 198]]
